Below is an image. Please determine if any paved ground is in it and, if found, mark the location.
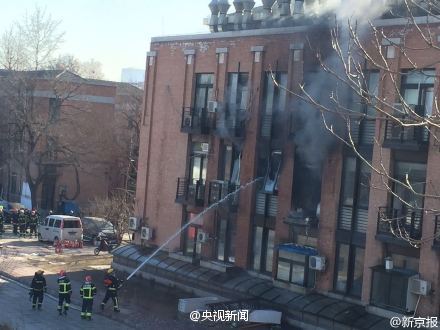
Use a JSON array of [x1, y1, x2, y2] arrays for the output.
[[0, 226, 225, 330], [0, 276, 129, 330]]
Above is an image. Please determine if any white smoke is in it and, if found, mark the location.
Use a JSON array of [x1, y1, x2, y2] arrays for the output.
[[306, 0, 391, 22]]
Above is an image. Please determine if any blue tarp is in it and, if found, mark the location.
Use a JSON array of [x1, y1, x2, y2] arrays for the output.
[[278, 243, 318, 256]]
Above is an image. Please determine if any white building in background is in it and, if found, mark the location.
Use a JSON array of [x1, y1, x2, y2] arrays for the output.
[[121, 68, 145, 89]]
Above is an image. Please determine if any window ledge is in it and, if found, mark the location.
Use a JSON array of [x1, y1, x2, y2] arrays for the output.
[[322, 291, 364, 306], [199, 260, 238, 273], [366, 305, 407, 319], [272, 279, 311, 295]]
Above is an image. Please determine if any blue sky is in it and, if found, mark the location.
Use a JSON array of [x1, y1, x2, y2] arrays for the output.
[[0, 0, 248, 81]]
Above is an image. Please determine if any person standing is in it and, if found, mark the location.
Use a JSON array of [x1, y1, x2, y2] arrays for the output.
[[28, 209, 39, 238], [101, 268, 122, 312], [11, 209, 19, 235], [30, 270, 46, 310], [57, 270, 72, 316], [18, 209, 27, 238], [0, 207, 4, 236], [80, 275, 97, 320]]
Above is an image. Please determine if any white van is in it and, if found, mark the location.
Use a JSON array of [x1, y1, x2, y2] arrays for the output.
[[38, 215, 83, 243]]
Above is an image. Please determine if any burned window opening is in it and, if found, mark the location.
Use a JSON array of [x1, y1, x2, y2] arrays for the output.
[[290, 150, 321, 223], [263, 150, 282, 194]]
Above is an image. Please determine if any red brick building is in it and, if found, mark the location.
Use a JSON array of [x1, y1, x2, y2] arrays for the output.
[[0, 70, 142, 213], [134, 0, 440, 319]]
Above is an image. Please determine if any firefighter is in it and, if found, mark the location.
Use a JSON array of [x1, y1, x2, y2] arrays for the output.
[[11, 209, 19, 235], [30, 270, 46, 310], [80, 275, 97, 320], [0, 207, 4, 236], [18, 209, 27, 237], [57, 270, 72, 316], [101, 268, 122, 312], [28, 209, 39, 238]]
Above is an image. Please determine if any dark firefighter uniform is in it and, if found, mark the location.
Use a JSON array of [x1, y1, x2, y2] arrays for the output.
[[12, 210, 19, 235], [18, 210, 27, 237], [57, 271, 72, 315], [101, 269, 122, 312], [80, 276, 97, 320], [28, 211, 39, 238], [30, 270, 46, 310], [0, 208, 4, 235]]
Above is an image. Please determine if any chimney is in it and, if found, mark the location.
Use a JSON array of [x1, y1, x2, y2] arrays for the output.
[[209, 0, 220, 33], [261, 0, 276, 19], [233, 0, 244, 30], [242, 0, 255, 30], [218, 0, 231, 32], [277, 0, 291, 16], [293, 0, 304, 18]]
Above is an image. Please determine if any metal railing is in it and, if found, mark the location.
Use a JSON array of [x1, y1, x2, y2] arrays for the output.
[[215, 109, 247, 138], [434, 215, 440, 246], [208, 180, 240, 209], [176, 177, 205, 206], [384, 107, 429, 147], [181, 107, 212, 134], [377, 206, 423, 241]]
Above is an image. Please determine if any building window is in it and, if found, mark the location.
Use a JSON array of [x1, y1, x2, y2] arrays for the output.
[[275, 245, 316, 288], [183, 212, 201, 258], [220, 144, 240, 185], [338, 156, 371, 233], [401, 69, 435, 116], [49, 98, 61, 122], [193, 73, 214, 129], [216, 216, 236, 263], [261, 72, 287, 138], [350, 70, 379, 145], [334, 244, 365, 297], [252, 226, 275, 274], [370, 266, 418, 313], [263, 150, 282, 194], [188, 142, 208, 204]]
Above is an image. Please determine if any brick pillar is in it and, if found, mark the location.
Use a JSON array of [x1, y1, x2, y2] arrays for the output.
[[316, 150, 343, 291], [135, 51, 158, 246], [200, 48, 228, 260], [417, 62, 440, 316], [234, 46, 264, 269]]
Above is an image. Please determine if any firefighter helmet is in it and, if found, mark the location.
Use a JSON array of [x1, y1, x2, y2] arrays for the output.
[[36, 270, 44, 274]]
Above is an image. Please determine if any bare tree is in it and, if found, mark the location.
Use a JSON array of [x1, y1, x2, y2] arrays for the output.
[[18, 5, 64, 70], [88, 190, 135, 243], [51, 55, 105, 79], [278, 0, 440, 247]]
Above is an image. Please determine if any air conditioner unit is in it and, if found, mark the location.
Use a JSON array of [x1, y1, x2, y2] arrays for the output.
[[201, 143, 209, 153], [207, 101, 218, 113], [309, 256, 326, 271], [405, 274, 420, 312], [409, 278, 431, 296], [184, 116, 192, 127], [141, 226, 153, 240], [197, 231, 209, 243], [128, 217, 138, 230]]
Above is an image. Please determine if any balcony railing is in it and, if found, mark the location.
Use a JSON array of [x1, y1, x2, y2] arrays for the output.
[[181, 107, 213, 135], [215, 109, 246, 139], [175, 177, 205, 207], [377, 206, 423, 242], [383, 109, 429, 149], [434, 215, 440, 247], [208, 180, 240, 211]]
